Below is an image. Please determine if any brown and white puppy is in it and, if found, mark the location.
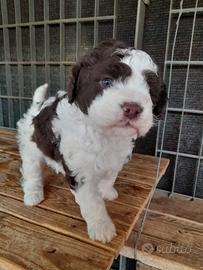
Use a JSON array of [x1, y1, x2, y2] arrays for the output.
[[17, 40, 167, 243]]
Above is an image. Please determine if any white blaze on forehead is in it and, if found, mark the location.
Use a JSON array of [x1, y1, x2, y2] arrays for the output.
[[116, 48, 158, 75]]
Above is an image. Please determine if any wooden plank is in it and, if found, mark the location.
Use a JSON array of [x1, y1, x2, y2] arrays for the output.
[[0, 169, 147, 254], [135, 212, 203, 251], [0, 257, 26, 270], [0, 174, 141, 245], [0, 153, 163, 257], [0, 149, 167, 213], [0, 128, 16, 139], [114, 178, 151, 208], [0, 172, 141, 226], [0, 194, 127, 254], [0, 129, 18, 156], [0, 128, 170, 269], [136, 233, 202, 270], [45, 170, 153, 192], [0, 138, 18, 155], [136, 261, 161, 270], [123, 154, 169, 179], [127, 154, 169, 168], [0, 146, 169, 188], [0, 211, 114, 270], [0, 155, 151, 208], [121, 189, 203, 269], [120, 166, 167, 183], [0, 168, 155, 228], [150, 190, 203, 225], [122, 210, 203, 270], [118, 171, 159, 187], [0, 150, 155, 218], [0, 153, 21, 174]]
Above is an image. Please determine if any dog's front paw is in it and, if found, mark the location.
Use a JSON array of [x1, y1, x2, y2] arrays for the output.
[[24, 191, 44, 206], [101, 187, 118, 201], [88, 218, 116, 243]]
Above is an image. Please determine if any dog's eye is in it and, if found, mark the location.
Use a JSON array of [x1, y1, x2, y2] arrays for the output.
[[100, 79, 112, 88]]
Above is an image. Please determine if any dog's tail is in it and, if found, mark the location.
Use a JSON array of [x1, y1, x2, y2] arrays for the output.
[[32, 83, 48, 108]]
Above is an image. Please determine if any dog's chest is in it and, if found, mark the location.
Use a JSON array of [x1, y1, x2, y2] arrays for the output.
[[94, 138, 132, 175], [57, 116, 133, 180]]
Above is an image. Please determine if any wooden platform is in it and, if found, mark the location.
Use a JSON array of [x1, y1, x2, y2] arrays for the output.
[[121, 190, 203, 270], [0, 128, 169, 270]]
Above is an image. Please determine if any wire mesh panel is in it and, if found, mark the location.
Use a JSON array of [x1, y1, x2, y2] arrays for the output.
[[156, 0, 203, 199], [0, 0, 120, 128], [1, 0, 202, 200], [0, 0, 139, 130]]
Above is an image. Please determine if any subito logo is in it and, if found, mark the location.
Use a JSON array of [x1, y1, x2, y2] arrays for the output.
[[141, 243, 154, 254]]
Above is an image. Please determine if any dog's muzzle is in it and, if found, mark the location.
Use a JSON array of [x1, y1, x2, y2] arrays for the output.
[[121, 102, 143, 120]]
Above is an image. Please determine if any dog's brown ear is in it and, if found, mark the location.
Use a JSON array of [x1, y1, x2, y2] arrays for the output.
[[67, 62, 82, 103], [144, 70, 167, 119], [67, 53, 99, 103], [153, 82, 167, 118]]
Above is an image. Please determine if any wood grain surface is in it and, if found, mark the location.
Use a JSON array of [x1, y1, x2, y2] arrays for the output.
[[0, 128, 169, 270], [121, 190, 203, 270]]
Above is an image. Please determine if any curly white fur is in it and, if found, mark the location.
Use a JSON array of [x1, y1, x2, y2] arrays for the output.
[[17, 48, 158, 243]]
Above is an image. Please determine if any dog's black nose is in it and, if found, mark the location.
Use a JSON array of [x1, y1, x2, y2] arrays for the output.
[[121, 102, 143, 119]]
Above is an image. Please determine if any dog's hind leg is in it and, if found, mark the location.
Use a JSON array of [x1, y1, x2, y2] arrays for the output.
[[21, 148, 44, 206]]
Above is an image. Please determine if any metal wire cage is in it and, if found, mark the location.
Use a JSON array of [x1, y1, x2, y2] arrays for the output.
[[0, 0, 202, 201], [157, 0, 203, 200]]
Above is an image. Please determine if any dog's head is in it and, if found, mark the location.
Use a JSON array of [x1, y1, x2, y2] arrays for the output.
[[67, 40, 167, 138]]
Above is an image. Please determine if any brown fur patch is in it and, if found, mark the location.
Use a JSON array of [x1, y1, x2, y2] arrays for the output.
[[32, 94, 66, 161], [143, 70, 167, 118], [61, 157, 78, 190], [32, 93, 77, 189], [67, 40, 132, 113]]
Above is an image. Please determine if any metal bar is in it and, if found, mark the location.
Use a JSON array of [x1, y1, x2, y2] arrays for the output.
[[155, 187, 201, 200], [4, 52, 13, 127], [156, 149, 203, 160], [0, 61, 76, 65], [163, 0, 173, 78], [155, 115, 161, 157], [135, 0, 176, 255], [0, 98, 3, 126], [0, 95, 32, 100], [29, 0, 37, 94], [60, 0, 65, 90], [44, 0, 50, 87], [171, 7, 203, 14], [0, 16, 115, 29], [0, 2, 4, 125], [166, 60, 203, 65], [2, 100, 200, 117], [171, 0, 199, 196], [155, 0, 173, 156], [0, 125, 16, 130], [14, 0, 24, 118], [112, 0, 117, 39], [0, 55, 3, 127], [1, 0, 12, 127], [168, 107, 203, 114], [134, 0, 146, 49], [192, 128, 203, 199], [93, 0, 99, 47], [156, 0, 180, 157], [155, 0, 173, 157], [76, 0, 81, 60], [119, 256, 127, 270]]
